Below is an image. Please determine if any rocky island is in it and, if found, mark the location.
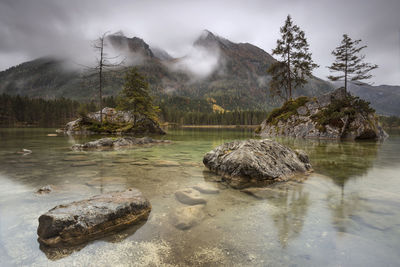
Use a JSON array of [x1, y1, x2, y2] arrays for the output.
[[203, 139, 312, 189], [257, 88, 388, 140], [64, 107, 165, 135]]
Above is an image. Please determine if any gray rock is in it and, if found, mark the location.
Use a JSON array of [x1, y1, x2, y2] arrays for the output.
[[305, 100, 320, 113], [171, 204, 205, 230], [72, 137, 170, 151], [296, 106, 308, 116], [37, 188, 151, 247], [203, 139, 312, 188], [316, 93, 331, 108], [175, 188, 207, 205], [193, 184, 220, 194], [342, 113, 389, 140]]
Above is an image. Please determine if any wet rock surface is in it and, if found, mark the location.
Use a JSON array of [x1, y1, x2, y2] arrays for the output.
[[37, 188, 151, 247], [258, 88, 388, 140], [72, 137, 170, 151], [203, 139, 312, 188]]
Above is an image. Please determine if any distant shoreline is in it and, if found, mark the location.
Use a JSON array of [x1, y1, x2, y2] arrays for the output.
[[177, 125, 258, 129]]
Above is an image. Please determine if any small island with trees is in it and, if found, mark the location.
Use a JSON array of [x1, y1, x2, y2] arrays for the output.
[[258, 15, 386, 140]]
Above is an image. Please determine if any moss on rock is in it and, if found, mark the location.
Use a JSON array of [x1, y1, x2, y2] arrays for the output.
[[311, 95, 374, 132], [266, 96, 309, 125]]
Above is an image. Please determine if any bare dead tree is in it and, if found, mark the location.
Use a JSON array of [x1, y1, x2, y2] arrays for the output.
[[90, 31, 125, 124]]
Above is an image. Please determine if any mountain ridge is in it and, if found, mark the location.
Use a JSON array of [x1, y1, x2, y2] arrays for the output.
[[0, 30, 334, 110]]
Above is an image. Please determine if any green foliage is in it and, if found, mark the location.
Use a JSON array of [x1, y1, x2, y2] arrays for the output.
[[77, 105, 89, 118], [327, 34, 378, 90], [117, 68, 159, 122], [266, 96, 309, 125], [0, 93, 80, 127], [81, 118, 132, 134], [311, 95, 374, 132], [0, 94, 116, 127], [268, 15, 318, 101]]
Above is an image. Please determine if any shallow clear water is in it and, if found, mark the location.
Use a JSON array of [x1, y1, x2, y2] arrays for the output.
[[0, 128, 399, 266]]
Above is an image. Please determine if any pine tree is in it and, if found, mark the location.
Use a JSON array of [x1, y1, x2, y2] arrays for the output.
[[117, 68, 159, 123], [268, 15, 318, 101], [327, 34, 378, 92]]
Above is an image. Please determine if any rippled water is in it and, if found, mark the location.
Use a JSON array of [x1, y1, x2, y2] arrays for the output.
[[0, 128, 399, 266]]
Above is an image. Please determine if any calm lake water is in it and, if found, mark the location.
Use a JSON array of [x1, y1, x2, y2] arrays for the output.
[[0, 128, 399, 266]]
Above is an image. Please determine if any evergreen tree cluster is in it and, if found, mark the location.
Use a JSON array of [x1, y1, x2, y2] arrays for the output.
[[0, 93, 266, 127], [117, 68, 159, 122], [0, 94, 80, 126], [0, 94, 117, 127]]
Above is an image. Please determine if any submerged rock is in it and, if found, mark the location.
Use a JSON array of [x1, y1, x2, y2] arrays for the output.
[[72, 137, 170, 151], [171, 204, 205, 230], [241, 187, 282, 199], [258, 88, 388, 140], [203, 139, 312, 189], [154, 160, 181, 167], [37, 188, 151, 247], [175, 188, 207, 205], [193, 183, 220, 194], [64, 107, 166, 135]]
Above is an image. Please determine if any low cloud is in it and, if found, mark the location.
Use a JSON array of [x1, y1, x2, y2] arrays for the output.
[[0, 0, 399, 84], [167, 45, 222, 80]]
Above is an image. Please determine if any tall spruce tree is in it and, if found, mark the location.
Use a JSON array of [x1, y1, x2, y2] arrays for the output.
[[117, 68, 159, 123], [268, 15, 318, 101], [327, 34, 378, 92]]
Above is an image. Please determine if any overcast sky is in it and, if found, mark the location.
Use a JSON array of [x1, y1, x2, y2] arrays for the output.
[[0, 0, 399, 85]]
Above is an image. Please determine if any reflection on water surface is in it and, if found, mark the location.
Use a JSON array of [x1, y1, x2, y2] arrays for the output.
[[0, 128, 399, 266]]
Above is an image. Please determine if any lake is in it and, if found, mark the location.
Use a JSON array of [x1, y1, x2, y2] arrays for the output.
[[0, 128, 399, 266]]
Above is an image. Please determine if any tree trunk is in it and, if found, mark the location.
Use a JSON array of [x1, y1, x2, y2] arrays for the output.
[[344, 46, 348, 93], [99, 39, 104, 125], [287, 48, 292, 100]]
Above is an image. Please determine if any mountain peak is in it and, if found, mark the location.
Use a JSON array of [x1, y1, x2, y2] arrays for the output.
[[194, 30, 232, 49], [106, 34, 154, 58]]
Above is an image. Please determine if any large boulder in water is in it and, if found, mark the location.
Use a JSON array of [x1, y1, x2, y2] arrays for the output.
[[71, 137, 170, 151], [257, 88, 388, 140], [64, 107, 165, 135], [203, 139, 312, 189], [37, 188, 151, 247]]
